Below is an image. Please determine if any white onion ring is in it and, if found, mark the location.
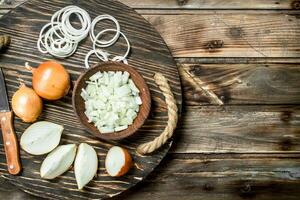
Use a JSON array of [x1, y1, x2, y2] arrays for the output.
[[37, 6, 91, 58], [51, 5, 91, 43], [38, 22, 78, 58], [93, 29, 130, 62], [37, 6, 131, 63], [89, 15, 120, 48], [85, 49, 109, 69]]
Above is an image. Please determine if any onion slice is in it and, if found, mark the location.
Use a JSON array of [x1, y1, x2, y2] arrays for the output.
[[74, 143, 98, 189], [37, 6, 91, 58], [20, 121, 63, 155], [40, 144, 77, 179]]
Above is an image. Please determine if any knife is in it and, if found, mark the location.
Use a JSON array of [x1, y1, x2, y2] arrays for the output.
[[0, 68, 21, 175]]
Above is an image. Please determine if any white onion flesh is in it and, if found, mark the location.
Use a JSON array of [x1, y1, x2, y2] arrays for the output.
[[81, 71, 141, 134], [93, 29, 130, 62], [51, 6, 91, 42], [20, 121, 63, 155], [89, 14, 120, 47], [37, 6, 91, 58], [40, 144, 77, 179], [105, 146, 131, 177], [74, 143, 98, 189], [37, 6, 131, 64]]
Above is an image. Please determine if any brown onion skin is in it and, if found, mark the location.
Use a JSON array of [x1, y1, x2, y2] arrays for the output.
[[116, 148, 132, 177], [12, 84, 43, 123], [105, 147, 132, 177], [32, 61, 70, 100]]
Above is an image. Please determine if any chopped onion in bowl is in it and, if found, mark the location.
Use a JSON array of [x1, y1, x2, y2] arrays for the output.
[[81, 71, 142, 134]]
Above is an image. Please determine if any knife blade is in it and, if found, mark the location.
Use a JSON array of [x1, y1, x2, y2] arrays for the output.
[[0, 68, 21, 175]]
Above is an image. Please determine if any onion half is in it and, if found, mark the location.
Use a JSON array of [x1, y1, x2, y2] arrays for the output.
[[20, 121, 63, 155], [105, 146, 132, 177]]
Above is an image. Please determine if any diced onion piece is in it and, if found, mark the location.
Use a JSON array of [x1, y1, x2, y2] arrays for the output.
[[122, 71, 130, 84], [81, 71, 142, 133], [115, 125, 128, 132], [89, 71, 102, 81], [99, 126, 114, 134], [135, 96, 142, 105], [115, 85, 131, 97], [128, 79, 139, 93]]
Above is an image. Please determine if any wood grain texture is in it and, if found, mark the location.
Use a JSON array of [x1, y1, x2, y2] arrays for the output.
[[0, 0, 182, 199], [1, 154, 300, 200], [0, 0, 24, 9], [1, 0, 300, 200], [117, 154, 300, 200], [1, 6, 300, 58], [180, 64, 300, 105], [144, 11, 300, 57], [119, 0, 300, 10], [171, 105, 300, 153], [176, 57, 300, 64], [1, 0, 299, 10]]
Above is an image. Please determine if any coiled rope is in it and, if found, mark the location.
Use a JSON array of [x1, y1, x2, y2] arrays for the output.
[[137, 73, 178, 155]]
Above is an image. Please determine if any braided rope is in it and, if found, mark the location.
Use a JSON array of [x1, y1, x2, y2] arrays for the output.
[[0, 35, 11, 51], [137, 73, 178, 155]]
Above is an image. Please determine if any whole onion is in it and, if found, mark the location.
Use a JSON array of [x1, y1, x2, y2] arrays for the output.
[[12, 84, 43, 122], [28, 61, 70, 100]]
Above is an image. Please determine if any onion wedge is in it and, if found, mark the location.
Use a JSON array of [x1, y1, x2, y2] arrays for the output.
[[40, 144, 77, 179], [74, 143, 98, 189], [20, 121, 63, 155]]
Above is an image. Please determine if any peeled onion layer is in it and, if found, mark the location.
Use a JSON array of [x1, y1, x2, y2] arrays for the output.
[[74, 143, 98, 189], [20, 121, 63, 155], [105, 146, 132, 177], [40, 144, 77, 179]]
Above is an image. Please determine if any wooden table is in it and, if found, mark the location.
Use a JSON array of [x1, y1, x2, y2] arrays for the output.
[[0, 0, 300, 199]]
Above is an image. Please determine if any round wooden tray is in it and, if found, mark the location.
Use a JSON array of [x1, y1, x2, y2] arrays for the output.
[[0, 0, 182, 199]]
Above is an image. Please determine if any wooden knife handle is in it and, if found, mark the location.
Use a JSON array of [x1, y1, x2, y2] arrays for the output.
[[0, 111, 21, 175]]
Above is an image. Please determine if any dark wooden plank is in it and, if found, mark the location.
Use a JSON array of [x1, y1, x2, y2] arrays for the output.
[[119, 0, 298, 10], [171, 105, 300, 153], [0, 0, 24, 9], [1, 0, 298, 10], [143, 11, 300, 57], [116, 154, 300, 200], [180, 63, 300, 105], [176, 57, 300, 64], [1, 7, 300, 58], [1, 154, 300, 200], [0, 0, 182, 199], [0, 105, 296, 155]]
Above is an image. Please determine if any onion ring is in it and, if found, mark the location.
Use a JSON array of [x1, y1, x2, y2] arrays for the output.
[[93, 29, 130, 62], [37, 6, 91, 58], [85, 49, 109, 69], [89, 15, 120, 48]]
